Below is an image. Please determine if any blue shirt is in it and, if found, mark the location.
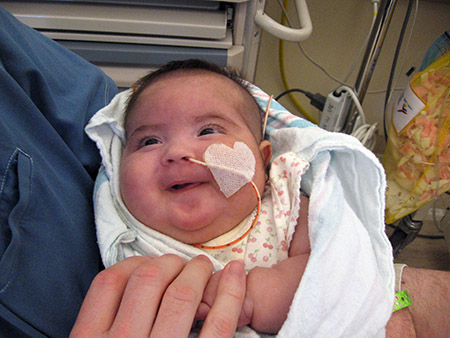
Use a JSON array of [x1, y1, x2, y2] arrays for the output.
[[0, 6, 117, 337]]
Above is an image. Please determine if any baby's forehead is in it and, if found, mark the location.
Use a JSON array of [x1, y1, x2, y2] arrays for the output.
[[132, 69, 262, 139], [153, 70, 257, 110]]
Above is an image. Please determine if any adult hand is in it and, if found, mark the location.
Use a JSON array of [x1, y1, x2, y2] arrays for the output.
[[70, 254, 246, 338]]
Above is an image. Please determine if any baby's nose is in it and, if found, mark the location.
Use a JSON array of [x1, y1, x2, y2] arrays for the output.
[[162, 144, 195, 164]]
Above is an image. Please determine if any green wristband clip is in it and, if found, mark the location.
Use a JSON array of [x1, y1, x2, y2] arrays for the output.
[[393, 290, 412, 312]]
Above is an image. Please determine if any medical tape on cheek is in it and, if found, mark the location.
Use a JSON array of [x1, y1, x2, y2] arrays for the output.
[[190, 142, 256, 198]]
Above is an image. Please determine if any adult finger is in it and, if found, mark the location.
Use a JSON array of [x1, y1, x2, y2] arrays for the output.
[[109, 254, 186, 337], [70, 256, 156, 337], [150, 255, 214, 338], [199, 260, 246, 338]]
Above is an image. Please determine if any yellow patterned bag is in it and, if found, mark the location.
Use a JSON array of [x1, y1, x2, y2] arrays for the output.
[[384, 51, 450, 224]]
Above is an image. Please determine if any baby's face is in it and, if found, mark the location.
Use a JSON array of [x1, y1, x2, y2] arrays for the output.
[[120, 71, 271, 244]]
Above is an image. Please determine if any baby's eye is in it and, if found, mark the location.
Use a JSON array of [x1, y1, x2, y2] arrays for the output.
[[142, 137, 161, 146], [199, 125, 222, 136]]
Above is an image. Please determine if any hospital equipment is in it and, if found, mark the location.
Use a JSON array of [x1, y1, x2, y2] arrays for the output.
[[0, 0, 263, 86], [1, 0, 313, 87], [0, 0, 311, 88]]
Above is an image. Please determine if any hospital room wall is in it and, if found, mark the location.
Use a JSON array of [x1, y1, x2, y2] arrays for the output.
[[253, 0, 450, 153]]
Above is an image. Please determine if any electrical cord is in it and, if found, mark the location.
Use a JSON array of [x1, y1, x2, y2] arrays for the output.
[[352, 122, 379, 151], [278, 0, 318, 124], [384, 0, 418, 100], [276, 0, 378, 126], [279, 40, 318, 122], [275, 88, 308, 99], [277, 0, 418, 106], [367, 0, 418, 97], [344, 0, 379, 83], [335, 86, 366, 125], [276, 0, 410, 151], [277, 0, 378, 87], [275, 88, 326, 111], [277, 85, 379, 151], [383, 0, 415, 141], [334, 85, 379, 151]]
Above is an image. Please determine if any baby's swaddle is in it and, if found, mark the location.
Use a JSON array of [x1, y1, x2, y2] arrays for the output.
[[86, 84, 394, 338]]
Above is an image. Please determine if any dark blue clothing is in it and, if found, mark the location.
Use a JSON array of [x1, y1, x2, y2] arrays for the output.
[[0, 6, 117, 337]]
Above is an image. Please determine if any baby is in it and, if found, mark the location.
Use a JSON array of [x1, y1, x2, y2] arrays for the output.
[[118, 59, 311, 333]]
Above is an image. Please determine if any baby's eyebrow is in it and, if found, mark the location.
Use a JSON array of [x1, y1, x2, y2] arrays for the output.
[[193, 113, 238, 127], [128, 123, 165, 139]]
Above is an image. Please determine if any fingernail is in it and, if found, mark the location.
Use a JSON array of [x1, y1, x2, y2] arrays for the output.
[[229, 260, 245, 276], [196, 254, 211, 262]]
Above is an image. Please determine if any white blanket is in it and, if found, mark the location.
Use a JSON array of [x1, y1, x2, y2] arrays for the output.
[[86, 84, 394, 338]]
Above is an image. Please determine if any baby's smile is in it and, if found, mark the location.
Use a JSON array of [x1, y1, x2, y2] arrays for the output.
[[169, 181, 205, 192]]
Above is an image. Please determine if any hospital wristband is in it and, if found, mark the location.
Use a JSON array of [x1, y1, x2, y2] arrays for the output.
[[393, 290, 412, 312], [394, 263, 408, 292]]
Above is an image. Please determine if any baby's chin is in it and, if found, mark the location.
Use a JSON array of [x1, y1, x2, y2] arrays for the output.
[[149, 189, 258, 244], [166, 220, 235, 245]]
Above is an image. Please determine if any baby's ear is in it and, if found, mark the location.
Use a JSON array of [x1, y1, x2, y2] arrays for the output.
[[259, 140, 272, 168]]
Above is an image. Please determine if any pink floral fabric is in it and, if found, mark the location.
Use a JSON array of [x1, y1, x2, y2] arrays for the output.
[[201, 152, 309, 271]]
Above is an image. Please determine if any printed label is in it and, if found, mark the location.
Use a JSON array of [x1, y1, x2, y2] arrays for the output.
[[393, 85, 426, 133]]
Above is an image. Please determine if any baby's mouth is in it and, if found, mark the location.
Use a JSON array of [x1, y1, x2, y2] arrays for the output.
[[169, 182, 203, 192]]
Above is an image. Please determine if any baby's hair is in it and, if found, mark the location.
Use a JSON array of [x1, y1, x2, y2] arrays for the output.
[[124, 58, 264, 141]]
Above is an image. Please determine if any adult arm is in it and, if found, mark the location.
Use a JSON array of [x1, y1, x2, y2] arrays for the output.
[[386, 267, 450, 338], [0, 6, 117, 337]]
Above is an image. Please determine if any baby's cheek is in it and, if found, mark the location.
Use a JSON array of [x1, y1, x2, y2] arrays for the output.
[[119, 167, 132, 199], [120, 157, 146, 190], [254, 163, 268, 193], [119, 163, 144, 209]]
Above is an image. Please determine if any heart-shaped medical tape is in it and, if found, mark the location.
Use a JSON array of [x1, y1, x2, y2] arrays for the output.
[[203, 142, 256, 198]]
